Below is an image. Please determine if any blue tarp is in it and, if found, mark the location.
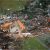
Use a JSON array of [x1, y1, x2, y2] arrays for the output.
[[0, 19, 4, 24]]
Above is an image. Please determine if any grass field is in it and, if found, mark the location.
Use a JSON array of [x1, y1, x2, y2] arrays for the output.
[[23, 37, 48, 50], [0, 0, 28, 11]]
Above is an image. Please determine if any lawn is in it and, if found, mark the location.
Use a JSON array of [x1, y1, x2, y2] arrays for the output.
[[23, 37, 48, 50], [0, 0, 28, 11]]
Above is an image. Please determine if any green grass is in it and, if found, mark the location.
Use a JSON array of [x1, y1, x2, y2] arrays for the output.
[[23, 37, 48, 50], [0, 0, 28, 11]]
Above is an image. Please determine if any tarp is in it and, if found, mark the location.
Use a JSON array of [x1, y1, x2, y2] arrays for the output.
[[17, 20, 25, 30]]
